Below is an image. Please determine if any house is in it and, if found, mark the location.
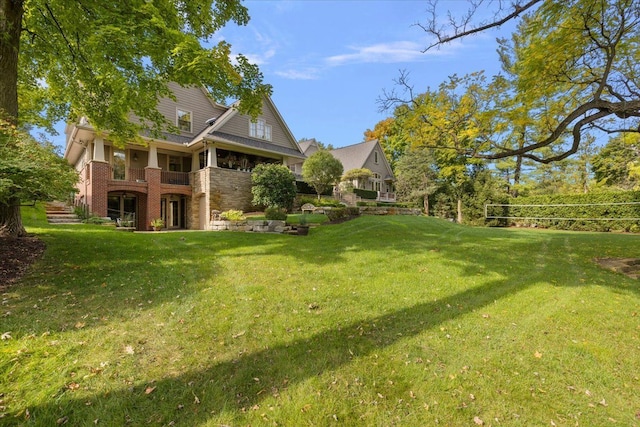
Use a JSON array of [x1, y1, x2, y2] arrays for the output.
[[330, 140, 395, 202], [289, 139, 395, 203], [64, 82, 305, 230]]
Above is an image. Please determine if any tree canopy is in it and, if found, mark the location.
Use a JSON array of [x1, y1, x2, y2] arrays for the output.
[[386, 0, 640, 164], [302, 150, 344, 200], [0, 0, 270, 237], [0, 120, 78, 236], [2, 0, 271, 135]]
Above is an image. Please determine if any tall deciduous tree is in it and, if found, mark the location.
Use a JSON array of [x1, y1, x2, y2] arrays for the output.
[[0, 0, 271, 237], [419, 0, 640, 163], [302, 151, 344, 201]]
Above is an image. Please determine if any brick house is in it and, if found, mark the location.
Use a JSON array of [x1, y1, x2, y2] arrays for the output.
[[63, 83, 305, 230]]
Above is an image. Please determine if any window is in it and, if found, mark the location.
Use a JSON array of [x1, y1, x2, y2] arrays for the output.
[[250, 118, 272, 141], [112, 149, 126, 180], [177, 109, 192, 133], [374, 151, 379, 164], [373, 173, 381, 192]]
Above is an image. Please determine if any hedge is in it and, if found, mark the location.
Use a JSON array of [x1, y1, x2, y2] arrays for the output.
[[488, 191, 640, 232], [353, 188, 378, 200]]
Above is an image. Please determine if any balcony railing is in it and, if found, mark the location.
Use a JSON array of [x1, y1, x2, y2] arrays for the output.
[[378, 192, 396, 202], [161, 171, 190, 186]]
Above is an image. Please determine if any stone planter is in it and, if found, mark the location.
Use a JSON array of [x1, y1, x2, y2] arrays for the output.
[[296, 225, 310, 236]]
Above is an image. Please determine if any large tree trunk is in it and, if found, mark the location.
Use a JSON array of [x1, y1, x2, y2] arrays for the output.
[[0, 199, 27, 238], [423, 194, 429, 216], [457, 197, 463, 224], [0, 1, 27, 238], [0, 0, 23, 123]]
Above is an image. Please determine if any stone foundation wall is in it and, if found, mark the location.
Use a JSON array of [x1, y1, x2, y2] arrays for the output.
[[209, 168, 254, 212]]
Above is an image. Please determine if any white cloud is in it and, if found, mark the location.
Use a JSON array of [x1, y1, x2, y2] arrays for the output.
[[325, 39, 466, 66], [242, 48, 276, 66], [274, 68, 320, 80]]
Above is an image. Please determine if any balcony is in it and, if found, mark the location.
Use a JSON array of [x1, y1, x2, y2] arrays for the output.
[[108, 167, 190, 186], [378, 192, 396, 203], [161, 171, 190, 186]]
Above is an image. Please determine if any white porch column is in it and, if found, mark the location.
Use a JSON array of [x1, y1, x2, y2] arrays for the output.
[[148, 143, 159, 168], [207, 145, 216, 167], [93, 137, 105, 161]]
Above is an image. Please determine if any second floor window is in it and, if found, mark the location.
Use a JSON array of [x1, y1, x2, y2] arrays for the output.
[[250, 118, 272, 141], [177, 109, 192, 133]]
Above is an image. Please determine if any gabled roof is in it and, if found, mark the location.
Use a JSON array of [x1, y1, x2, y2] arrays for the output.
[[187, 96, 304, 158], [210, 131, 305, 158], [330, 139, 395, 180]]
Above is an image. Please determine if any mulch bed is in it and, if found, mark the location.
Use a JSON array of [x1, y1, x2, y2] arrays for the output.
[[594, 257, 640, 279], [0, 236, 46, 291]]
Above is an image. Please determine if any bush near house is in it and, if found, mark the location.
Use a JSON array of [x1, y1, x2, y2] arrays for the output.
[[298, 196, 342, 207], [264, 207, 288, 221]]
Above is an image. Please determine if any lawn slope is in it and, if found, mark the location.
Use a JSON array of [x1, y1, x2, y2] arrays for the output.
[[1, 207, 639, 426]]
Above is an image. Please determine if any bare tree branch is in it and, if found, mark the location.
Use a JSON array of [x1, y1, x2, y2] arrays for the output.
[[419, 0, 543, 51]]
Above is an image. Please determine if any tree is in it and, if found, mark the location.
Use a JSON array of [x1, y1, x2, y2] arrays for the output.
[[250, 163, 297, 211], [302, 151, 343, 200], [381, 73, 489, 223], [0, 119, 78, 236], [363, 116, 408, 169], [0, 0, 271, 237], [591, 134, 640, 190], [341, 168, 373, 192], [394, 147, 438, 214], [417, 0, 640, 163]]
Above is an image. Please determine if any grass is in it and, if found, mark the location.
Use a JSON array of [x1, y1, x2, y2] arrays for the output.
[[1, 205, 639, 426]]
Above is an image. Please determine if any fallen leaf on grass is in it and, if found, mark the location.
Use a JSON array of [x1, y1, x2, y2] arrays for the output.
[[144, 386, 156, 395], [473, 416, 484, 425], [1, 332, 11, 340], [534, 351, 543, 358], [124, 345, 135, 355]]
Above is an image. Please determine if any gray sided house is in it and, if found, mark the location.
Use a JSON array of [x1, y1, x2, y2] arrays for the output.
[[331, 140, 395, 201], [289, 139, 396, 203], [64, 82, 305, 231]]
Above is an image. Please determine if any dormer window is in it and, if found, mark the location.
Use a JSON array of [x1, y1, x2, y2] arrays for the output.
[[177, 109, 192, 133], [250, 118, 272, 141]]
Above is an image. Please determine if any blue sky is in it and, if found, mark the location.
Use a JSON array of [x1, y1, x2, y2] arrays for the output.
[[46, 0, 519, 150], [217, 0, 519, 148]]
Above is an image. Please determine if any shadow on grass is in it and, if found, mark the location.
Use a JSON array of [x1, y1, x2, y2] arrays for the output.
[[11, 216, 640, 424], [25, 274, 530, 425]]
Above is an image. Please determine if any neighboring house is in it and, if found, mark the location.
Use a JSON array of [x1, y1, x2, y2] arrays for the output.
[[289, 138, 396, 203], [64, 82, 305, 231], [331, 140, 396, 203], [288, 138, 321, 178]]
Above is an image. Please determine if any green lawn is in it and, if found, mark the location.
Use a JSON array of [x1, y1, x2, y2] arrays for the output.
[[2, 205, 639, 426]]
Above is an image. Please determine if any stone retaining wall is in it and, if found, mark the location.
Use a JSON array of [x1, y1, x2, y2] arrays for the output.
[[209, 220, 291, 233], [357, 206, 423, 216]]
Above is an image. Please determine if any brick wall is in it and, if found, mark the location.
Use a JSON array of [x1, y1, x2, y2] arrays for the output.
[[89, 161, 110, 217]]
